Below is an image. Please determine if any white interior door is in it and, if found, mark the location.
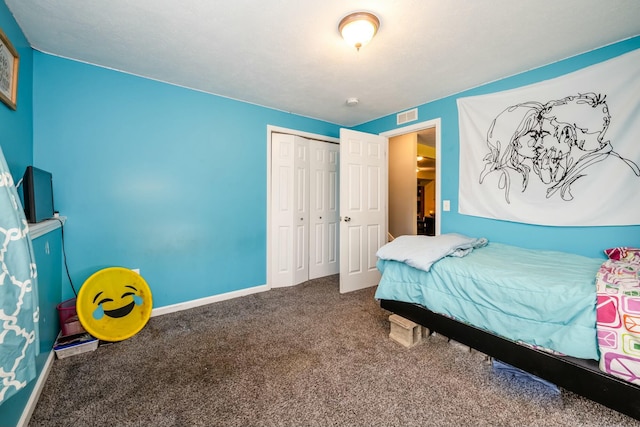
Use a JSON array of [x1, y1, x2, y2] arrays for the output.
[[339, 129, 388, 293], [309, 140, 339, 279]]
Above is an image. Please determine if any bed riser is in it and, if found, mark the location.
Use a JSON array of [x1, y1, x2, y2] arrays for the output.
[[380, 299, 640, 421]]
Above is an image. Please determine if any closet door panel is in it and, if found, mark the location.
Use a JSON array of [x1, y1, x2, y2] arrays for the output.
[[309, 140, 339, 279], [271, 134, 309, 287], [327, 149, 339, 267], [271, 134, 295, 287], [293, 137, 310, 285]]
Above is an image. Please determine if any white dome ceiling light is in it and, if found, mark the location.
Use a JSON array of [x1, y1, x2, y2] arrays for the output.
[[339, 12, 380, 51]]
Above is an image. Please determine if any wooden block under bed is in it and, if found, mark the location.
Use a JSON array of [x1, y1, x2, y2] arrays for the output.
[[388, 314, 426, 348]]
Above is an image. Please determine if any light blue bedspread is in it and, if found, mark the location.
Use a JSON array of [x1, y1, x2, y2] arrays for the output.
[[375, 242, 603, 360]]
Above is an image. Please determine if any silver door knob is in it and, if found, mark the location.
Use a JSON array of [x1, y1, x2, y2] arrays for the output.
[[344, 216, 351, 222]]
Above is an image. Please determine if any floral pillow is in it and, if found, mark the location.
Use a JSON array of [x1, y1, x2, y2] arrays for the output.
[[604, 247, 640, 263]]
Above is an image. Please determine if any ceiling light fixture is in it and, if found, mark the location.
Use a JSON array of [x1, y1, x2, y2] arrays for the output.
[[339, 12, 380, 51]]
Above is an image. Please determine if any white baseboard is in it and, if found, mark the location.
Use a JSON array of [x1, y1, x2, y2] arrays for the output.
[[151, 283, 269, 317], [18, 350, 55, 427]]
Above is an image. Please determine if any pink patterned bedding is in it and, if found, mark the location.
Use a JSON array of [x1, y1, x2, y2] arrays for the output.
[[596, 247, 640, 384]]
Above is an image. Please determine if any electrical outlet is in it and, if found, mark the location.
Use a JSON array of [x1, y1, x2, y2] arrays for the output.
[[443, 200, 451, 211], [132, 268, 140, 274]]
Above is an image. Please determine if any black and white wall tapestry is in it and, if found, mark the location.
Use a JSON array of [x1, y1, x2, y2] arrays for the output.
[[457, 48, 640, 226]]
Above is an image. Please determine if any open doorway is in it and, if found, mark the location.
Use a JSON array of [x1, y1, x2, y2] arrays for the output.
[[416, 129, 436, 235], [382, 119, 441, 240]]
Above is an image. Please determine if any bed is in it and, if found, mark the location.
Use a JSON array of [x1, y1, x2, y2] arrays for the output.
[[375, 234, 640, 420]]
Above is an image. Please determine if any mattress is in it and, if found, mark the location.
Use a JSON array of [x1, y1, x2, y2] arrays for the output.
[[375, 242, 603, 360]]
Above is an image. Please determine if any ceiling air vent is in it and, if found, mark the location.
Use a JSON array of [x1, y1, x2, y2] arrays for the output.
[[397, 108, 418, 125]]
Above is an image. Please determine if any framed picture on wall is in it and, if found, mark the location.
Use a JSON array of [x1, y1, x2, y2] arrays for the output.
[[0, 27, 19, 110]]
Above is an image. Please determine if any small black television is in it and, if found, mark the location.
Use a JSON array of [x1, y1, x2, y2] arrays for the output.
[[23, 166, 55, 223]]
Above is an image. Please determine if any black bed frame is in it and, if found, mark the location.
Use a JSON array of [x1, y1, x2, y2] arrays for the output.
[[380, 299, 640, 420]]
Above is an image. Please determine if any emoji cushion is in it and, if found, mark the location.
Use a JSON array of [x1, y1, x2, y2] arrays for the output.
[[77, 267, 153, 342]]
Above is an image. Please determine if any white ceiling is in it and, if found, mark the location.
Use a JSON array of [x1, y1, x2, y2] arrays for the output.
[[5, 0, 640, 127]]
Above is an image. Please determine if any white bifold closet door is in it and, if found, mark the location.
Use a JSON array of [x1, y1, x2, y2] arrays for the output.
[[308, 139, 339, 279], [271, 133, 339, 287]]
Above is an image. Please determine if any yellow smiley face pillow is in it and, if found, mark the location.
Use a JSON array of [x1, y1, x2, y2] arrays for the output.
[[77, 267, 153, 342]]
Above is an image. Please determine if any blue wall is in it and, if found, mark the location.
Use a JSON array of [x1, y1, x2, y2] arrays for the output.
[[33, 53, 341, 305], [356, 36, 640, 259], [0, 1, 32, 179], [0, 3, 57, 425]]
